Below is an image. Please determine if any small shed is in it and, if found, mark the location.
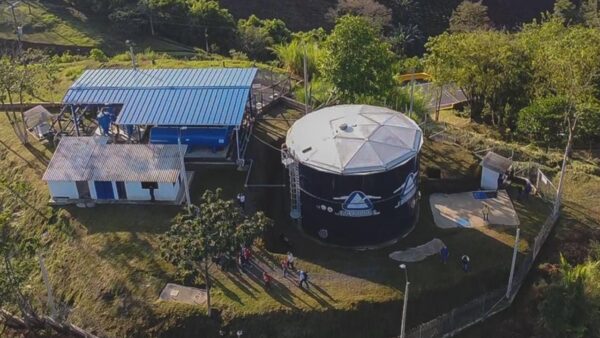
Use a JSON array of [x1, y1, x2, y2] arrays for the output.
[[42, 137, 188, 204], [480, 152, 512, 190]]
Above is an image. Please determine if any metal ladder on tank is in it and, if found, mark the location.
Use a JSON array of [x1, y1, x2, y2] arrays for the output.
[[281, 149, 301, 220]]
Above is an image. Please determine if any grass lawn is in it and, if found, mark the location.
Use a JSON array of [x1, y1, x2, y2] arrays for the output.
[[0, 1, 198, 55], [0, 103, 554, 337]]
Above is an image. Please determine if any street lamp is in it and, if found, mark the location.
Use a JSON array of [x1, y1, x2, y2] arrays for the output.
[[177, 126, 192, 209], [125, 40, 137, 69], [399, 264, 410, 338]]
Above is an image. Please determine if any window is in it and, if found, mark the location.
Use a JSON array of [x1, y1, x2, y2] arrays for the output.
[[141, 182, 158, 189]]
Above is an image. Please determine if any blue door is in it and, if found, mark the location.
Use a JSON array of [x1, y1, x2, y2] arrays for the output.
[[94, 181, 115, 199]]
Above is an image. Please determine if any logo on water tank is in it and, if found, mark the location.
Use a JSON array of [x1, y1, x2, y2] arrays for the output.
[[335, 191, 380, 217]]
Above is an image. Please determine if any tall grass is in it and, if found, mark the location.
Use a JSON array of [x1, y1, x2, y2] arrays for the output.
[[272, 40, 323, 78]]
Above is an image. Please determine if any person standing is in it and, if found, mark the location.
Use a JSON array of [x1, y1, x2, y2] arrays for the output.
[[482, 203, 490, 222], [236, 192, 246, 211], [440, 246, 449, 264], [287, 252, 295, 270], [263, 271, 273, 289], [461, 254, 471, 272], [281, 258, 289, 278], [298, 270, 309, 289]]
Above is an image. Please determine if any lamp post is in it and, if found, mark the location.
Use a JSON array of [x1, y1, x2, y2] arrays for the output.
[[177, 126, 191, 209], [125, 40, 137, 69], [400, 264, 410, 338]]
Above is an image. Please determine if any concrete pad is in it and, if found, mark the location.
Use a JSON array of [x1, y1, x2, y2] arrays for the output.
[[159, 283, 206, 306], [430, 190, 519, 229], [389, 238, 446, 262]]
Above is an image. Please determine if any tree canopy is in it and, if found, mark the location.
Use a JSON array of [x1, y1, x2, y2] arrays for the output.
[[448, 1, 493, 33], [424, 30, 531, 126], [160, 189, 271, 315], [319, 15, 395, 100]]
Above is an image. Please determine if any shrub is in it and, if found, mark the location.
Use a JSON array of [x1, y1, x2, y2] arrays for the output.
[[517, 96, 569, 147], [89, 48, 108, 62]]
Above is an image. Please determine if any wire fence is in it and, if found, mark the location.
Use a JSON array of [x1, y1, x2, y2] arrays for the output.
[[404, 124, 561, 338]]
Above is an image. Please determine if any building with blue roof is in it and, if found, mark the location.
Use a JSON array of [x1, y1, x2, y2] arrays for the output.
[[61, 67, 258, 164]]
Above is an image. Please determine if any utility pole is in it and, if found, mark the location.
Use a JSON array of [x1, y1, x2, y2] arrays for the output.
[[8, 1, 23, 56], [506, 227, 521, 299], [303, 43, 309, 114], [399, 264, 409, 338], [408, 69, 415, 119], [177, 127, 192, 209], [125, 40, 137, 68], [204, 28, 209, 53]]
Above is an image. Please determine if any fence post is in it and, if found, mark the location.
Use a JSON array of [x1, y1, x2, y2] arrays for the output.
[[506, 228, 520, 299]]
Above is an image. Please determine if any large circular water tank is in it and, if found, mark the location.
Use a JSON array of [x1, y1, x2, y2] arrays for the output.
[[285, 104, 423, 247]]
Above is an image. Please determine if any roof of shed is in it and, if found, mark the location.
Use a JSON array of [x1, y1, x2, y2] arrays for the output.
[[43, 137, 186, 182], [481, 152, 513, 173], [63, 68, 257, 126]]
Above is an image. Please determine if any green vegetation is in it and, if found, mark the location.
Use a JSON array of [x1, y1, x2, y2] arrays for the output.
[[448, 0, 493, 33], [161, 190, 271, 315], [538, 253, 600, 337], [319, 15, 395, 101]]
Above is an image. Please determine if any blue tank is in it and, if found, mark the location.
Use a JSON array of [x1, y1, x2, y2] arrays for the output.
[[150, 127, 231, 152]]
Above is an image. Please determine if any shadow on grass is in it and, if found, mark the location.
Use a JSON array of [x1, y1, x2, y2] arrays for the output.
[[66, 204, 180, 234]]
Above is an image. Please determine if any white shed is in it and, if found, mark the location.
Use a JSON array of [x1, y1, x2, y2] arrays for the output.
[[42, 137, 188, 205], [480, 152, 512, 190]]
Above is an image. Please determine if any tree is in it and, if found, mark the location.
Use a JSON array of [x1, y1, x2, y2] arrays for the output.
[[424, 30, 531, 124], [539, 255, 600, 337], [319, 15, 395, 100], [519, 20, 600, 215], [327, 0, 393, 29], [187, 0, 236, 52], [448, 1, 492, 33], [237, 15, 292, 60], [553, 0, 600, 27], [160, 189, 271, 316], [0, 50, 58, 144]]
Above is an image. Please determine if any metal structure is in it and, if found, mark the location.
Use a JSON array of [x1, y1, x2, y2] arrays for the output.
[[58, 67, 259, 164], [283, 105, 423, 247]]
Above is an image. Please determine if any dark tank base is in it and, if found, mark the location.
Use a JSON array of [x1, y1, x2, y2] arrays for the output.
[[299, 201, 420, 249]]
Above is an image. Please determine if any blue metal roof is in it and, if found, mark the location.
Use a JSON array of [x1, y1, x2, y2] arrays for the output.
[[63, 68, 258, 126]]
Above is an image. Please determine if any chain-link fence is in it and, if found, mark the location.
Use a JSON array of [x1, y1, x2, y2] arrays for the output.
[[406, 210, 559, 338], [404, 123, 561, 338], [252, 69, 294, 113]]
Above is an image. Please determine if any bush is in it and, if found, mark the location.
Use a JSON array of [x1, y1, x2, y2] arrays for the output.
[[517, 96, 569, 147], [89, 48, 108, 62], [272, 39, 323, 77]]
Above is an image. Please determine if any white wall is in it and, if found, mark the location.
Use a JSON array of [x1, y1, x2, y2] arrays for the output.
[[48, 179, 181, 202], [47, 181, 79, 199], [481, 167, 499, 190], [155, 181, 180, 201], [125, 182, 151, 200], [124, 180, 181, 201]]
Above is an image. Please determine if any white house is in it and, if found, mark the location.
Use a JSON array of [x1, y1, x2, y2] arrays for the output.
[[480, 152, 513, 190], [42, 137, 188, 204]]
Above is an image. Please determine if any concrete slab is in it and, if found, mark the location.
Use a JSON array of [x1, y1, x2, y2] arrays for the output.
[[159, 283, 206, 306], [389, 238, 446, 262], [430, 190, 520, 229]]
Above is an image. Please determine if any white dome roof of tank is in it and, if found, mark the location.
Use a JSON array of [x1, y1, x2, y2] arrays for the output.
[[285, 104, 423, 175]]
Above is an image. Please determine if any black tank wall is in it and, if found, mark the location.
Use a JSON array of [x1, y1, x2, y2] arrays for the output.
[[298, 156, 420, 247]]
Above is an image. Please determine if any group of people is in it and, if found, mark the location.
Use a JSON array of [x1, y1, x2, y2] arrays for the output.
[[240, 248, 310, 290], [439, 245, 471, 272]]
